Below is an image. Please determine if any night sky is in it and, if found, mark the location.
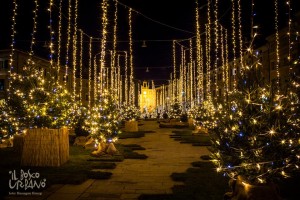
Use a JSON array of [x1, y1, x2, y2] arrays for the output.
[[0, 0, 299, 86]]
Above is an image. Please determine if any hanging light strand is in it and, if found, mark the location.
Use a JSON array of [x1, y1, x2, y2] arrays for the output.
[[8, 0, 18, 99], [48, 0, 54, 68], [173, 40, 176, 101], [64, 0, 72, 87], [225, 28, 229, 97], [125, 51, 128, 105], [287, 0, 292, 72], [88, 37, 92, 110], [27, 0, 39, 66], [128, 8, 134, 105], [274, 0, 280, 94], [99, 0, 109, 94], [214, 0, 219, 101], [189, 38, 194, 106], [112, 0, 118, 95], [205, 0, 212, 101], [93, 54, 98, 102], [237, 0, 244, 73], [57, 0, 62, 82], [195, 0, 203, 103], [220, 26, 226, 101], [73, 0, 79, 100], [231, 0, 237, 91], [79, 30, 83, 106]]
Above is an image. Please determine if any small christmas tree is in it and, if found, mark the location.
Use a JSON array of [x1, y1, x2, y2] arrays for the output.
[[83, 89, 121, 155], [121, 105, 140, 121], [0, 100, 18, 139], [169, 99, 182, 119], [210, 64, 300, 185], [190, 100, 217, 130]]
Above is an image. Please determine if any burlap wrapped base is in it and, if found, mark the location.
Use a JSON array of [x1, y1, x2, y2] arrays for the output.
[[224, 176, 282, 200], [125, 120, 138, 132]]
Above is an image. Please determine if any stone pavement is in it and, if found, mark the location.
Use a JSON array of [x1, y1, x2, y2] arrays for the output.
[[6, 120, 210, 200]]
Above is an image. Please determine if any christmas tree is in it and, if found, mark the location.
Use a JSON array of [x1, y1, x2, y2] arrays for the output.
[[210, 63, 300, 184], [120, 105, 140, 121], [169, 99, 182, 119], [0, 100, 18, 138], [190, 100, 217, 130], [7, 64, 75, 131], [83, 89, 121, 155]]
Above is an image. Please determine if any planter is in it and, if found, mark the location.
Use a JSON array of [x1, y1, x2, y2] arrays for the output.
[[125, 120, 138, 132], [224, 176, 282, 200], [21, 128, 69, 167]]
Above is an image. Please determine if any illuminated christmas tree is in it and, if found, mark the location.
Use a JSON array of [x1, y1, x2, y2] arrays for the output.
[[210, 63, 300, 185], [190, 100, 217, 130], [120, 105, 140, 121], [83, 89, 121, 155], [169, 99, 182, 119], [7, 64, 75, 130], [0, 100, 18, 138]]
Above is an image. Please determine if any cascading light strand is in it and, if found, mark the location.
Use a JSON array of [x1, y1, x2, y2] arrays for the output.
[[231, 0, 237, 91], [220, 26, 226, 101], [225, 28, 229, 96], [57, 0, 62, 83], [274, 0, 280, 94], [189, 38, 194, 106], [64, 0, 72, 87], [99, 0, 109, 94], [27, 0, 39, 66], [237, 0, 243, 73], [196, 0, 204, 103], [206, 0, 212, 102], [88, 37, 92, 110], [48, 0, 54, 68], [8, 0, 18, 99], [173, 40, 176, 101], [286, 0, 292, 72], [128, 8, 134, 105], [94, 54, 98, 102], [73, 0, 79, 100], [112, 0, 118, 93], [125, 51, 128, 105], [214, 0, 219, 101], [79, 30, 83, 106]]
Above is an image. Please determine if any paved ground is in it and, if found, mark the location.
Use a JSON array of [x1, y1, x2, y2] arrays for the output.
[[5, 120, 210, 200]]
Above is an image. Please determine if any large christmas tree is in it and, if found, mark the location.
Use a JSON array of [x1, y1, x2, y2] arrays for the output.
[[210, 63, 300, 184], [83, 89, 121, 155], [6, 64, 75, 131]]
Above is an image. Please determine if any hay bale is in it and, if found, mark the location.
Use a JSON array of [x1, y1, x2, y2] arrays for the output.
[[125, 120, 138, 132], [21, 128, 69, 167]]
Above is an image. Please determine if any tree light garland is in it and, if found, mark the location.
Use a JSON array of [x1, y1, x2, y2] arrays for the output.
[[73, 0, 79, 100], [64, 0, 72, 87], [128, 8, 134, 106]]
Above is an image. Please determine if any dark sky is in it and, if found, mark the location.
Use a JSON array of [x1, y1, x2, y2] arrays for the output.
[[1, 0, 299, 86]]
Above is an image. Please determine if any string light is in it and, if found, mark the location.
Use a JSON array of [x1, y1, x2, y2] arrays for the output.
[[8, 0, 18, 99], [128, 8, 134, 105], [195, 1, 203, 104], [64, 0, 72, 87], [189, 39, 194, 107], [274, 0, 280, 94], [173, 40, 176, 102], [88, 37, 92, 110], [27, 0, 39, 66], [206, 0, 212, 102], [214, 0, 219, 101], [57, 0, 62, 83], [79, 30, 83, 106], [93, 54, 98, 102], [220, 26, 226, 101], [286, 0, 292, 72], [48, 0, 54, 68], [237, 0, 244, 73], [99, 0, 109, 94], [73, 0, 79, 100], [125, 51, 128, 105], [225, 29, 229, 96], [231, 0, 237, 91], [112, 0, 118, 94]]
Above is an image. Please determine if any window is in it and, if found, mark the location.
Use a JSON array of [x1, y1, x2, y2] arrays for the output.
[[0, 79, 4, 91], [0, 60, 9, 70]]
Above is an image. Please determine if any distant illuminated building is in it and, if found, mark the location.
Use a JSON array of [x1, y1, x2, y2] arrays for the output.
[[139, 81, 156, 114]]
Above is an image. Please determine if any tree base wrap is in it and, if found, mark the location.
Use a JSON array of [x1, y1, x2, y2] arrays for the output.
[[92, 142, 118, 156], [21, 128, 69, 167], [224, 176, 283, 200], [125, 120, 138, 132], [192, 126, 208, 135], [13, 134, 25, 154], [188, 118, 195, 128]]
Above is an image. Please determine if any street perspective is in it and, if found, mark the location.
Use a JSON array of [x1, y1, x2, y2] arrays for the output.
[[0, 0, 300, 199]]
